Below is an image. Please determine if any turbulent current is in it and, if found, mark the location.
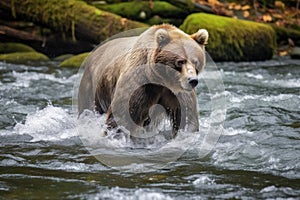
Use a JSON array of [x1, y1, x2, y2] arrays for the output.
[[0, 59, 299, 199]]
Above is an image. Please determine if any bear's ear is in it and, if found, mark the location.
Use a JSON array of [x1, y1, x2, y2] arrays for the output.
[[191, 29, 209, 45], [155, 29, 170, 49]]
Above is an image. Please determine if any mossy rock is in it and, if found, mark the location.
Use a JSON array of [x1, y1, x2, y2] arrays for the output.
[[0, 43, 35, 54], [180, 13, 277, 61], [53, 54, 75, 61], [146, 15, 183, 26], [0, 52, 49, 64], [0, 0, 147, 44], [94, 1, 188, 21], [59, 52, 89, 68]]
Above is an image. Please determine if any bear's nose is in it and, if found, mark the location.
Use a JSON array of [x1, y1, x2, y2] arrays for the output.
[[188, 77, 198, 88]]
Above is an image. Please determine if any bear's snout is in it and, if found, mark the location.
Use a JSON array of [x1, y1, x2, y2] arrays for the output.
[[188, 77, 198, 88]]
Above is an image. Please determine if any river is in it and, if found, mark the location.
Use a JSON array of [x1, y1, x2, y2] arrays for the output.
[[0, 59, 299, 199]]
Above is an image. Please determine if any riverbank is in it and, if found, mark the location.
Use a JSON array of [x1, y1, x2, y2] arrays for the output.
[[0, 0, 299, 64]]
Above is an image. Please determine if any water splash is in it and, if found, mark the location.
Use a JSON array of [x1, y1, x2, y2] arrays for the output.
[[94, 187, 174, 200], [12, 105, 76, 142]]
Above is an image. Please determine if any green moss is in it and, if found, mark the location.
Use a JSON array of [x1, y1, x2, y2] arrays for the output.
[[59, 52, 89, 68], [17, 0, 98, 38], [94, 1, 188, 21], [94, 9, 101, 15], [180, 13, 276, 61], [53, 54, 74, 61], [95, 2, 145, 20], [0, 43, 35, 54], [0, 52, 49, 64], [10, 0, 147, 44]]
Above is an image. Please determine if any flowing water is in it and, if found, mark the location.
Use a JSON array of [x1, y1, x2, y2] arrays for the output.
[[0, 59, 299, 199]]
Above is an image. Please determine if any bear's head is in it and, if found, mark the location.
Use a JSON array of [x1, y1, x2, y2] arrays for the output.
[[146, 25, 209, 93]]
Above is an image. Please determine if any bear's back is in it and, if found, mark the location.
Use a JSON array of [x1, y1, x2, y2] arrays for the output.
[[78, 36, 138, 113]]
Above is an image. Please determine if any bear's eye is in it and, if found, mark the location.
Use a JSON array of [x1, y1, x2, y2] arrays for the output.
[[192, 60, 200, 74], [175, 59, 186, 72]]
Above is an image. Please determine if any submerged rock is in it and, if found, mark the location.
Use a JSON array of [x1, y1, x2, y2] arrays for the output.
[[180, 13, 276, 61], [59, 52, 89, 68], [0, 52, 49, 64]]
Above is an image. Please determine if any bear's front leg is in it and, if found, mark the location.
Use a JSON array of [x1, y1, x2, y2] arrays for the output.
[[105, 107, 118, 130], [184, 92, 199, 132], [170, 108, 181, 138]]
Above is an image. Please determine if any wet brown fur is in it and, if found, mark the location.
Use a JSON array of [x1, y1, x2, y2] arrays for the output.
[[78, 24, 208, 138]]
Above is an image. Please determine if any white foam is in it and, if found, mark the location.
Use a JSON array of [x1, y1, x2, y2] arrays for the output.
[[229, 94, 261, 104], [47, 161, 96, 172], [262, 94, 295, 102], [77, 109, 203, 150], [228, 92, 298, 105], [224, 71, 236, 76], [4, 102, 224, 172], [260, 185, 277, 193], [193, 175, 215, 186], [245, 72, 264, 79], [75, 109, 218, 172], [96, 187, 174, 200], [264, 78, 300, 88], [223, 127, 253, 136], [10, 71, 78, 88], [13, 105, 76, 142]]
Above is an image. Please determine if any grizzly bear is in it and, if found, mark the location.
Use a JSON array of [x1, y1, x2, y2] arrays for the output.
[[78, 24, 208, 139]]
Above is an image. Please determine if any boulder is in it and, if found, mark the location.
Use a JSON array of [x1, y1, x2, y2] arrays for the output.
[[180, 13, 277, 61], [53, 54, 75, 62], [0, 52, 49, 64], [94, 1, 188, 22], [0, 43, 35, 54], [59, 52, 89, 68]]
